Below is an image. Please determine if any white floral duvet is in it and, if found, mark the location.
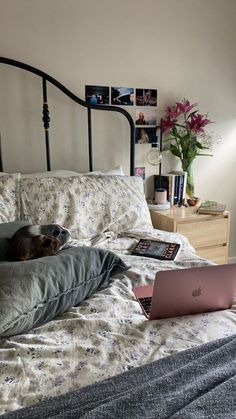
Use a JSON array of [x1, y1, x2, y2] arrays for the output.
[[1, 227, 236, 416]]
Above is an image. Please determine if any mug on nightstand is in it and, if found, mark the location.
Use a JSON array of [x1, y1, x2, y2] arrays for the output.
[[155, 188, 167, 204]]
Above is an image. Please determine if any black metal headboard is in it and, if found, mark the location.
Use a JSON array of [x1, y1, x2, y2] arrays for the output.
[[0, 57, 135, 175]]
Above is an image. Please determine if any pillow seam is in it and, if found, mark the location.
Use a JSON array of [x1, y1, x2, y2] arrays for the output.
[[0, 262, 126, 334]]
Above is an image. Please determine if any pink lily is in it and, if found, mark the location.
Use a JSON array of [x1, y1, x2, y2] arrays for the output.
[[164, 105, 182, 119], [186, 113, 212, 133], [160, 116, 176, 133], [176, 99, 197, 114]]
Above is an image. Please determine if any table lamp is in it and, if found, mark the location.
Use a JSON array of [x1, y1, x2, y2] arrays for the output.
[[146, 127, 170, 210]]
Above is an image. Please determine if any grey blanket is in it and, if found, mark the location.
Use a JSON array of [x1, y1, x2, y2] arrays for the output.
[[2, 333, 236, 418]]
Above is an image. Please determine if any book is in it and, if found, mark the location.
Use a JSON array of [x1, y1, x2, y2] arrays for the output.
[[197, 201, 226, 215], [168, 171, 187, 203], [168, 174, 182, 205], [131, 239, 181, 261], [168, 174, 175, 206], [173, 174, 179, 205], [178, 174, 184, 204]]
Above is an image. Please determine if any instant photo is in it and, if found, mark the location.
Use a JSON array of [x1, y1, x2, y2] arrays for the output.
[[111, 87, 134, 106], [85, 85, 109, 105], [135, 127, 158, 144], [136, 89, 157, 106]]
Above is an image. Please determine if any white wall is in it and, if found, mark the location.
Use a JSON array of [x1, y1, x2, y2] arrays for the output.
[[1, 0, 236, 258]]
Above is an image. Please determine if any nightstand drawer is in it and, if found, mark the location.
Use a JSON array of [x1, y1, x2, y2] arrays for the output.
[[150, 207, 230, 264], [177, 218, 228, 249], [196, 246, 227, 264]]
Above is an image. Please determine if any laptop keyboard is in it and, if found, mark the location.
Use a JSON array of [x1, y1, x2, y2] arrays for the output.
[[138, 297, 152, 315]]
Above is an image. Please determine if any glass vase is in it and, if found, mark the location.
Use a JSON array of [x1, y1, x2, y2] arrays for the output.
[[182, 162, 194, 197]]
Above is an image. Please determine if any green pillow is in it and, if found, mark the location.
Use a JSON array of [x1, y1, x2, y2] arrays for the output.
[[0, 245, 128, 337]]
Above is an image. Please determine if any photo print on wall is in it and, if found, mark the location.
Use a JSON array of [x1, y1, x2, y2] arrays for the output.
[[85, 85, 109, 105], [111, 87, 134, 106], [85, 83, 159, 184], [135, 108, 157, 126], [136, 89, 157, 106], [135, 127, 158, 144], [135, 166, 145, 180]]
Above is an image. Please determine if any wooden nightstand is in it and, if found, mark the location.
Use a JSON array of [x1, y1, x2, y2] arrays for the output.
[[150, 206, 230, 264]]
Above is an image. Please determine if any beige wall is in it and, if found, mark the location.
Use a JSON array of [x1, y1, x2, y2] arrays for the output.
[[1, 0, 236, 259]]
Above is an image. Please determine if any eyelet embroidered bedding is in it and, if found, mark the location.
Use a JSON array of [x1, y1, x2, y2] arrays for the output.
[[1, 227, 236, 416]]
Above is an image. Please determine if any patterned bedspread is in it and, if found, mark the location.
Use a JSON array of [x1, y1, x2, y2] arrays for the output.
[[1, 227, 236, 416]]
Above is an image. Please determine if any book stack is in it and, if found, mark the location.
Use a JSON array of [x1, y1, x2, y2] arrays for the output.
[[154, 171, 187, 206], [197, 201, 226, 215]]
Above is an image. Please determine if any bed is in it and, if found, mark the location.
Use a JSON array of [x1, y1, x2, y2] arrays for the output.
[[0, 58, 236, 418]]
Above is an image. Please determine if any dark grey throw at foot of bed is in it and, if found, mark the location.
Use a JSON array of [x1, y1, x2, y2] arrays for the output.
[[2, 333, 236, 419]]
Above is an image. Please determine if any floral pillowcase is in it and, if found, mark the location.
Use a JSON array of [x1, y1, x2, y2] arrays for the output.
[[19, 175, 152, 239], [0, 174, 20, 223]]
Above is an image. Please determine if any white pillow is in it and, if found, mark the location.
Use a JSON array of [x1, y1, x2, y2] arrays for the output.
[[21, 170, 79, 179], [86, 165, 124, 176], [0, 170, 79, 178], [0, 174, 20, 222], [20, 175, 152, 239], [1, 166, 124, 179]]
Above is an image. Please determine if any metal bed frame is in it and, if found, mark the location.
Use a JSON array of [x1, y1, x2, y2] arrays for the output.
[[0, 57, 135, 175]]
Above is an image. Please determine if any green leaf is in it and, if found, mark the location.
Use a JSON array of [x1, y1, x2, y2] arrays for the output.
[[170, 144, 181, 158], [175, 123, 186, 129], [183, 133, 191, 140], [172, 126, 178, 137], [180, 134, 191, 147], [187, 110, 198, 118], [196, 153, 213, 157], [195, 141, 204, 149]]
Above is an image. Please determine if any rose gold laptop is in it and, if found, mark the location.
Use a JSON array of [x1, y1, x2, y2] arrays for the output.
[[133, 263, 236, 319]]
